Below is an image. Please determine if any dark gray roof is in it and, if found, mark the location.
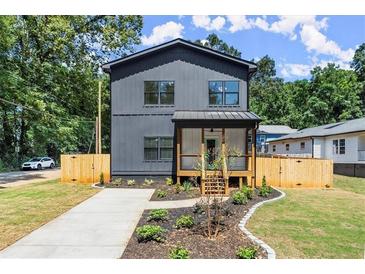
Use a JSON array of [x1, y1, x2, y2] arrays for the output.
[[172, 110, 261, 122], [258, 125, 297, 134], [102, 38, 257, 72], [269, 117, 365, 142]]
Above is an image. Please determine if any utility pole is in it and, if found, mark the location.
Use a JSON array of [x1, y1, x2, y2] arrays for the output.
[[95, 117, 99, 154], [98, 81, 102, 154]]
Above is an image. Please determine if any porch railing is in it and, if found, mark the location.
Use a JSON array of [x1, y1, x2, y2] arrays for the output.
[[180, 154, 252, 171]]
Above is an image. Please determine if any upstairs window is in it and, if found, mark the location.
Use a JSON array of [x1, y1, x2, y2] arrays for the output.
[[209, 81, 239, 106], [144, 81, 174, 105]]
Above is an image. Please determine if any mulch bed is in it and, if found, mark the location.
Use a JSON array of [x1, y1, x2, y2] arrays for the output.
[[105, 179, 201, 201], [122, 188, 280, 259]]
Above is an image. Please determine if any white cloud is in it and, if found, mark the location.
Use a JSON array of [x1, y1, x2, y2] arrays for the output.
[[192, 15, 226, 31], [300, 24, 354, 62], [280, 63, 312, 78], [141, 21, 184, 46], [226, 15, 253, 32]]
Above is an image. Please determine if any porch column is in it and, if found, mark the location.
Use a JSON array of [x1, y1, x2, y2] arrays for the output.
[[176, 127, 181, 185], [251, 127, 257, 188], [221, 128, 228, 194]]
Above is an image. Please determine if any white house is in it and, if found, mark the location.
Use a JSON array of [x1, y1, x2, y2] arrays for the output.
[[267, 117, 365, 177]]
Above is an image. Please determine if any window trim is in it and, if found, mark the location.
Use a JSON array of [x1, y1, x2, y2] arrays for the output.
[[144, 81, 175, 106], [144, 136, 173, 161], [208, 80, 240, 106], [339, 139, 346, 155]]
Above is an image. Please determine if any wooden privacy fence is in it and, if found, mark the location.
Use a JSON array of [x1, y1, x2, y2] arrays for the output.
[[61, 154, 110, 184], [256, 156, 333, 188]]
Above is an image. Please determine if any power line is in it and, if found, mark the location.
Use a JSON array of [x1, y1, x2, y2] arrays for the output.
[[0, 97, 95, 124]]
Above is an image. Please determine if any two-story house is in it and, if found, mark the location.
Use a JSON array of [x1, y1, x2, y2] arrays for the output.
[[102, 39, 261, 193]]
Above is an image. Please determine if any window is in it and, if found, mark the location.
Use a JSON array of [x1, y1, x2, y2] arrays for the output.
[[333, 140, 339, 154], [160, 137, 173, 160], [272, 145, 276, 152], [285, 144, 290, 151], [144, 137, 173, 161], [300, 142, 305, 150], [144, 81, 174, 105], [339, 139, 346, 154], [259, 135, 266, 143], [209, 81, 239, 105], [144, 137, 159, 160]]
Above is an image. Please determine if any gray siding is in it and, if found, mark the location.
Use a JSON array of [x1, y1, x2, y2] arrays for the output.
[[110, 45, 249, 175]]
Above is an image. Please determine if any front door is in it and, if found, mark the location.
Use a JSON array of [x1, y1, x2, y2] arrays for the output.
[[206, 139, 216, 165]]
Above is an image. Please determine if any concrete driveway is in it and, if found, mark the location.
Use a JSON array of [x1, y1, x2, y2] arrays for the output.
[[0, 188, 154, 258], [0, 169, 60, 188]]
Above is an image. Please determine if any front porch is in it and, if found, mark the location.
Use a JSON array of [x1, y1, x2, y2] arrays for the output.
[[172, 111, 261, 195]]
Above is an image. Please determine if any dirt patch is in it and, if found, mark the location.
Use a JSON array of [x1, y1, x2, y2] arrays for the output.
[[122, 189, 280, 259], [105, 178, 201, 201]]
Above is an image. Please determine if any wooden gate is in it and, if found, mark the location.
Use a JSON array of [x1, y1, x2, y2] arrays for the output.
[[61, 154, 110, 184], [256, 157, 333, 188]]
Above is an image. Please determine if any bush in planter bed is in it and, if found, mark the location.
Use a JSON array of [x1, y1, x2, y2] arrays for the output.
[[240, 185, 254, 199], [169, 246, 190, 259], [175, 214, 194, 229], [156, 189, 167, 198], [258, 176, 272, 197], [136, 225, 166, 242], [232, 191, 248, 205], [236, 246, 257, 259], [148, 209, 169, 222]]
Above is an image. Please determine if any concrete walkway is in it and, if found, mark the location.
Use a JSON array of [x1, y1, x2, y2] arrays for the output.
[[0, 189, 154, 258]]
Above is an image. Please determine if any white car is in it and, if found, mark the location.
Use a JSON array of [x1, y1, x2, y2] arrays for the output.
[[22, 157, 55, 170]]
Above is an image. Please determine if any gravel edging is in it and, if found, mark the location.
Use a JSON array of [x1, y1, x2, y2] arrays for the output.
[[238, 187, 286, 259]]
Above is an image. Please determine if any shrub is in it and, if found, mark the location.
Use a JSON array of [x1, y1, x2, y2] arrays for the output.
[[165, 177, 173, 186], [156, 189, 167, 198], [127, 179, 135, 186], [136, 225, 166, 242], [148, 209, 169, 222], [258, 176, 272, 197], [174, 182, 182, 194], [236, 246, 257, 259], [144, 178, 154, 185], [232, 191, 248, 205], [169, 246, 190, 259], [241, 185, 253, 199], [113, 178, 122, 184], [193, 202, 204, 214], [99, 172, 104, 185], [182, 181, 192, 192], [175, 214, 194, 229]]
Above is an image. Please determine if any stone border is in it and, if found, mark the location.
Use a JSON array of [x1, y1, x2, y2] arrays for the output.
[[238, 187, 286, 259], [91, 183, 105, 189]]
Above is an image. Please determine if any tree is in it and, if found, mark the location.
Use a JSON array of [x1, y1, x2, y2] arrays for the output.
[[0, 16, 143, 170], [351, 43, 365, 111], [195, 33, 242, 58]]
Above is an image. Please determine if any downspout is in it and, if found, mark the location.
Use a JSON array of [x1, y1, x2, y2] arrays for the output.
[[311, 137, 314, 158]]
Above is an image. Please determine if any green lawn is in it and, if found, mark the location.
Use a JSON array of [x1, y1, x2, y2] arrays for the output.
[[0, 180, 99, 250], [247, 175, 365, 259]]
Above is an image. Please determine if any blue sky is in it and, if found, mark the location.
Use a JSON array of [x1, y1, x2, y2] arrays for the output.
[[137, 16, 365, 80]]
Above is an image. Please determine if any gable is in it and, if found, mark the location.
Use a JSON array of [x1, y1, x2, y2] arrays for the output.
[[109, 44, 250, 82]]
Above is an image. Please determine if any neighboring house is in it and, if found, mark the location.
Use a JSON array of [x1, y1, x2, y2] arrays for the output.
[[102, 38, 261, 191], [267, 117, 365, 178], [255, 125, 297, 153]]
